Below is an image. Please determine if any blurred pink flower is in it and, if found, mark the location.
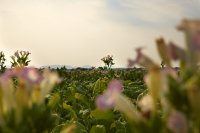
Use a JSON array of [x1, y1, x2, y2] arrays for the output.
[[167, 42, 186, 61], [192, 31, 200, 50], [96, 80, 123, 110], [0, 67, 43, 85], [167, 110, 188, 133], [128, 48, 155, 68], [19, 67, 43, 84], [177, 19, 200, 51], [0, 69, 15, 81], [138, 94, 153, 118]]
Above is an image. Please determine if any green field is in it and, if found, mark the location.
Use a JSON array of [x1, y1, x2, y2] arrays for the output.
[[50, 68, 147, 132]]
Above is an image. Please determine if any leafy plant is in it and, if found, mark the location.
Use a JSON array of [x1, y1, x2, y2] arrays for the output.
[[50, 67, 146, 132], [101, 55, 115, 69], [10, 50, 31, 67], [0, 67, 60, 133], [0, 51, 6, 74], [96, 19, 200, 133]]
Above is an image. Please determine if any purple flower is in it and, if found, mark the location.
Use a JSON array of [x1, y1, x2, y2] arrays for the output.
[[127, 59, 135, 68], [138, 94, 153, 119], [19, 67, 43, 84], [96, 80, 141, 121], [167, 42, 186, 61], [128, 48, 155, 68], [167, 110, 188, 133], [177, 19, 200, 51], [192, 31, 200, 50], [96, 80, 123, 110], [0, 69, 16, 81]]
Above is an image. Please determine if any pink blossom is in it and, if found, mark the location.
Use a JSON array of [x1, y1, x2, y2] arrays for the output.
[[177, 19, 200, 51], [167, 110, 188, 133], [128, 48, 155, 68], [0, 69, 16, 81], [19, 67, 43, 84], [96, 80, 123, 110], [167, 42, 186, 61]]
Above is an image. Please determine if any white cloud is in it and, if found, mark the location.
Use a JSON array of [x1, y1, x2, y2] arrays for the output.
[[105, 0, 200, 26]]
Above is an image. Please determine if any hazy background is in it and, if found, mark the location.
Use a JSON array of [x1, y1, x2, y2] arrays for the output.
[[0, 0, 200, 67]]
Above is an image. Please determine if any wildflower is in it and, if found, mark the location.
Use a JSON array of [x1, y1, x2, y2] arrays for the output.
[[145, 66, 161, 107], [167, 110, 188, 133], [156, 38, 171, 67], [128, 48, 155, 68], [39, 70, 60, 103], [177, 19, 200, 67], [96, 80, 141, 121], [19, 67, 43, 84], [0, 69, 15, 81], [138, 94, 153, 118], [177, 19, 200, 49], [167, 42, 186, 61], [96, 80, 123, 110]]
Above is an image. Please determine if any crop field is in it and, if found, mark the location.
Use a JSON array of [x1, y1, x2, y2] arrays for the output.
[[1, 19, 200, 133], [50, 68, 147, 132]]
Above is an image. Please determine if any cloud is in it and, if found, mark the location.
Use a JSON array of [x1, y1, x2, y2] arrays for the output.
[[105, 0, 200, 27], [0, 0, 195, 67]]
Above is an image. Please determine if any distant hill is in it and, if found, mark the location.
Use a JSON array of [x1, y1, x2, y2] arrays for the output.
[[40, 65, 93, 69], [40, 65, 74, 69]]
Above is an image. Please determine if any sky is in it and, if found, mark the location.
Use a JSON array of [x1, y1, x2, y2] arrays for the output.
[[0, 0, 200, 67]]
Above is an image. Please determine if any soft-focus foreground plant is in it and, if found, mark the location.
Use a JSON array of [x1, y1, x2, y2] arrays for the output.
[[0, 67, 60, 133], [101, 55, 115, 69], [11, 50, 31, 67], [0, 52, 6, 74], [96, 19, 200, 133]]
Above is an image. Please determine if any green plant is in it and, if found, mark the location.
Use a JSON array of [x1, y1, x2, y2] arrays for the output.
[[50, 67, 146, 132], [96, 19, 200, 133], [101, 55, 115, 69], [0, 51, 6, 74], [0, 67, 60, 133], [11, 50, 31, 67]]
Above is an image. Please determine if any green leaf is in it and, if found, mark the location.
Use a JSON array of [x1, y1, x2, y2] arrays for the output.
[[93, 79, 107, 95], [48, 93, 60, 109], [90, 125, 106, 133], [90, 109, 114, 120], [63, 103, 77, 121], [74, 121, 87, 133]]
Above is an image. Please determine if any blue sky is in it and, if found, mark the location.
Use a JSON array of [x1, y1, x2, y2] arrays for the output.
[[0, 0, 199, 67]]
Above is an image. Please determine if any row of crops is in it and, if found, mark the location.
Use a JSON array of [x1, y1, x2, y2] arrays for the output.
[[51, 68, 147, 132]]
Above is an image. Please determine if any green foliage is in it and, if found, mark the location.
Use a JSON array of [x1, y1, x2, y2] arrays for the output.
[[90, 125, 106, 133], [51, 68, 147, 132], [0, 104, 57, 133], [0, 51, 6, 74], [10, 50, 31, 67]]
